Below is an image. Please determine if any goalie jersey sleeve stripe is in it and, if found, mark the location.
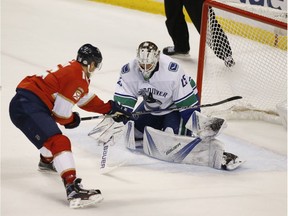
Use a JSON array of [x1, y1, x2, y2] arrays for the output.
[[114, 93, 137, 111]]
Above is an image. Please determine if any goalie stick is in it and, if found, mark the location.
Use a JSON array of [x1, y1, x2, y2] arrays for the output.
[[99, 138, 135, 175], [97, 126, 137, 174], [81, 96, 242, 121], [88, 118, 132, 174]]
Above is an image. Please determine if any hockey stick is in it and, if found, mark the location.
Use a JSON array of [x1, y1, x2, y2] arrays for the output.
[[133, 95, 242, 116], [86, 117, 128, 174], [81, 95, 242, 121], [81, 115, 104, 121], [98, 128, 137, 174]]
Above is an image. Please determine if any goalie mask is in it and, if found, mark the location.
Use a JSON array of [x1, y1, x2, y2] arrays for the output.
[[137, 41, 160, 80], [77, 44, 103, 77]]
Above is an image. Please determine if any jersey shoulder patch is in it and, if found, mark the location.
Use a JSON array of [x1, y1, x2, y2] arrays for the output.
[[121, 63, 130, 74], [168, 62, 179, 72]]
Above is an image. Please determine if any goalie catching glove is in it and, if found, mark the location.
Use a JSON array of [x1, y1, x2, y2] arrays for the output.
[[108, 100, 132, 123]]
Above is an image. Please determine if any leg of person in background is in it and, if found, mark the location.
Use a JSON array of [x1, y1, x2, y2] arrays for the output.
[[163, 0, 190, 56]]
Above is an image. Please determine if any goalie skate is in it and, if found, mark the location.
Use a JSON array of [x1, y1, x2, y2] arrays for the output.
[[66, 178, 103, 209], [221, 152, 245, 171]]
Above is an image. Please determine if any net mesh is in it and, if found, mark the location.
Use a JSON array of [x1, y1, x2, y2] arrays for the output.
[[199, 0, 287, 125]]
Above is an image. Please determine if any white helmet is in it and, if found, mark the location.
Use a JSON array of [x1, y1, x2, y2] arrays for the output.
[[137, 41, 160, 80]]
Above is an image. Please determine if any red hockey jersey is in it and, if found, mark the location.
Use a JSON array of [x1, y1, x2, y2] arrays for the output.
[[17, 60, 111, 125]]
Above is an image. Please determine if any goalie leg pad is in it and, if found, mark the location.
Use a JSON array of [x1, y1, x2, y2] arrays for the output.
[[122, 121, 144, 150], [143, 126, 225, 168], [185, 111, 227, 140], [123, 121, 136, 150], [208, 139, 225, 169]]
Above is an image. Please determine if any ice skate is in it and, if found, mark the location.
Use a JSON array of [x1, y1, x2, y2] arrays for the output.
[[221, 152, 245, 171], [66, 178, 103, 208], [162, 46, 190, 58], [38, 160, 57, 173]]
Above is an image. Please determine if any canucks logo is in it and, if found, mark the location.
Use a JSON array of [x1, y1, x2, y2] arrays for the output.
[[138, 89, 162, 105], [168, 62, 179, 72], [121, 64, 130, 74]]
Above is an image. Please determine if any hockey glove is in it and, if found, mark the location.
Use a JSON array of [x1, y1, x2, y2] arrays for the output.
[[108, 100, 132, 123], [112, 115, 130, 123], [64, 112, 81, 129]]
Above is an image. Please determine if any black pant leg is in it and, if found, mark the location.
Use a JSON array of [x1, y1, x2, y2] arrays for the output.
[[164, 0, 190, 52], [183, 0, 204, 33]]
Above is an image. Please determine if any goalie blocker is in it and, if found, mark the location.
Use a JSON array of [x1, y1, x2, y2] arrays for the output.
[[123, 121, 244, 171]]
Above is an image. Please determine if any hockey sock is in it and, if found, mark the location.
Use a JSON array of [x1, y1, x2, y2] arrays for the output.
[[62, 170, 76, 186]]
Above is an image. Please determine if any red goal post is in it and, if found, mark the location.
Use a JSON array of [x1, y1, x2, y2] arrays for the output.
[[196, 0, 287, 126]]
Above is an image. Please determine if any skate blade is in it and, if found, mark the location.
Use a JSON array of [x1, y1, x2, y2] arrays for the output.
[[226, 160, 246, 171], [69, 194, 104, 209]]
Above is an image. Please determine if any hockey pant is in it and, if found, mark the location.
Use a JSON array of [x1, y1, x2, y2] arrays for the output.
[[133, 102, 191, 136]]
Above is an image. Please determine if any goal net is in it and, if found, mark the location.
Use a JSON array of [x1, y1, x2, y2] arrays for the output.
[[197, 0, 287, 127]]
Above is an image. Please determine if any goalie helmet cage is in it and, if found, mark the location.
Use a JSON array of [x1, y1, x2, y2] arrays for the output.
[[197, 0, 287, 126]]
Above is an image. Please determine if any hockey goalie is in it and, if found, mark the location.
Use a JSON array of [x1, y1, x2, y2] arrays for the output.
[[91, 41, 244, 171], [92, 111, 243, 171]]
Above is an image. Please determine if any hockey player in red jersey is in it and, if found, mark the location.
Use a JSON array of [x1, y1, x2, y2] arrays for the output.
[[9, 44, 131, 208]]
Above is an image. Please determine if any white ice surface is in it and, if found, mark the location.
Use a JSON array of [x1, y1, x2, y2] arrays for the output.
[[1, 0, 287, 215]]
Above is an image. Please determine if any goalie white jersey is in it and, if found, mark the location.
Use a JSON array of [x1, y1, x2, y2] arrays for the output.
[[114, 54, 198, 114]]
